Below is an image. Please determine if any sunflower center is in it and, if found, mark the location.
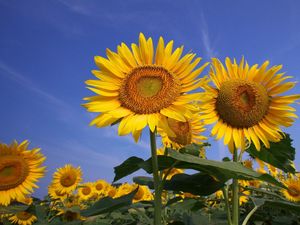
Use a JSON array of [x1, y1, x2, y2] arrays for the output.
[[96, 183, 104, 191], [82, 187, 91, 195], [60, 173, 77, 187], [134, 186, 144, 200], [16, 211, 32, 220], [64, 211, 80, 221], [55, 190, 65, 197], [288, 187, 300, 197], [167, 118, 192, 145], [216, 79, 269, 128], [108, 189, 116, 197], [0, 156, 29, 191], [119, 66, 180, 114]]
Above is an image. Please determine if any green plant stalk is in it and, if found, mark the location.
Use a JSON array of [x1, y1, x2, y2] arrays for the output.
[[232, 147, 239, 225], [150, 128, 162, 225], [241, 206, 258, 225], [222, 186, 232, 225]]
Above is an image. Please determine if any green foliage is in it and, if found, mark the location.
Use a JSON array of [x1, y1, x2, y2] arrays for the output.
[[247, 133, 296, 173], [0, 202, 29, 215], [81, 189, 138, 217], [114, 148, 285, 188], [133, 172, 225, 196]]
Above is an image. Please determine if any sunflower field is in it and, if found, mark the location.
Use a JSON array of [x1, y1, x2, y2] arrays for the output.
[[1, 33, 300, 225]]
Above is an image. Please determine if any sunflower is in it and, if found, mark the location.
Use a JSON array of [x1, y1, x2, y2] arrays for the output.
[[199, 58, 300, 152], [0, 140, 46, 206], [114, 183, 135, 198], [78, 183, 95, 201], [9, 211, 37, 225], [83, 33, 209, 141], [94, 179, 109, 195], [281, 177, 300, 202], [158, 112, 207, 149], [104, 185, 117, 198], [51, 164, 82, 194], [133, 185, 153, 203], [48, 184, 68, 201]]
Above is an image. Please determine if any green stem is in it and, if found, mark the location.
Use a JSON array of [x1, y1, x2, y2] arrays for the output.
[[232, 147, 239, 225], [241, 206, 258, 225], [150, 128, 162, 225], [222, 186, 232, 225]]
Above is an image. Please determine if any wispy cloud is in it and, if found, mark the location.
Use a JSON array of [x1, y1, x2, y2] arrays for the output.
[[0, 60, 150, 151], [199, 12, 218, 59], [0, 61, 67, 109], [56, 0, 91, 16]]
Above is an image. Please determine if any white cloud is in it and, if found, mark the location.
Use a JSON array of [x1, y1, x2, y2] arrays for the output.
[[199, 12, 219, 59], [0, 61, 67, 108]]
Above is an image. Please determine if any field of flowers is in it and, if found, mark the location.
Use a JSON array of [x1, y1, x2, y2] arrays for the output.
[[1, 33, 300, 225]]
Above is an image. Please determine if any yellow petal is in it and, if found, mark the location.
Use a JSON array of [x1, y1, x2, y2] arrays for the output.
[[160, 107, 186, 122], [223, 126, 232, 145], [118, 115, 134, 136], [155, 37, 165, 65], [148, 114, 159, 132], [132, 129, 142, 143], [248, 127, 261, 150]]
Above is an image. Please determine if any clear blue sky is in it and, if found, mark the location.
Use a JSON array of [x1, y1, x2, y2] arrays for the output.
[[1, 0, 300, 197]]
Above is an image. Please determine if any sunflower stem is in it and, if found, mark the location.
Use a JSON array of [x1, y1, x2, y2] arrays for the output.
[[232, 146, 240, 225], [150, 128, 162, 225], [242, 205, 258, 225], [222, 186, 232, 225]]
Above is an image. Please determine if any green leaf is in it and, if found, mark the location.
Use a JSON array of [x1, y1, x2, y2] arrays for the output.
[[134, 173, 225, 196], [80, 189, 137, 217], [113, 150, 285, 188], [168, 149, 285, 188], [0, 202, 29, 214], [264, 199, 300, 213], [246, 133, 296, 173], [113, 157, 145, 182], [178, 143, 210, 157]]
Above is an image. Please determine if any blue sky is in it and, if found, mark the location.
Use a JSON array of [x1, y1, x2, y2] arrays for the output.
[[0, 0, 300, 197]]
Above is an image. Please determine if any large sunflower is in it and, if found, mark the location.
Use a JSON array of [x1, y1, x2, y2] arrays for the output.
[[51, 164, 82, 194], [158, 112, 207, 149], [0, 140, 46, 206], [199, 58, 300, 151], [83, 33, 208, 141]]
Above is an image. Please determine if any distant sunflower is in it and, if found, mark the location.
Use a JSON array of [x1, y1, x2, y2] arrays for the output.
[[104, 185, 117, 198], [158, 112, 207, 149], [51, 164, 82, 194], [48, 184, 68, 201], [94, 179, 109, 195], [78, 183, 95, 201], [114, 183, 135, 198], [199, 58, 300, 152], [83, 33, 209, 141], [133, 185, 153, 203], [0, 141, 46, 206], [281, 177, 300, 202], [9, 211, 37, 225]]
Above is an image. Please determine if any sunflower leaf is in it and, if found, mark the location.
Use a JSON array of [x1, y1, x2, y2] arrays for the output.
[[113, 157, 145, 182], [80, 189, 137, 217], [246, 133, 296, 173], [113, 150, 285, 188], [133, 172, 225, 196], [0, 202, 28, 214]]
